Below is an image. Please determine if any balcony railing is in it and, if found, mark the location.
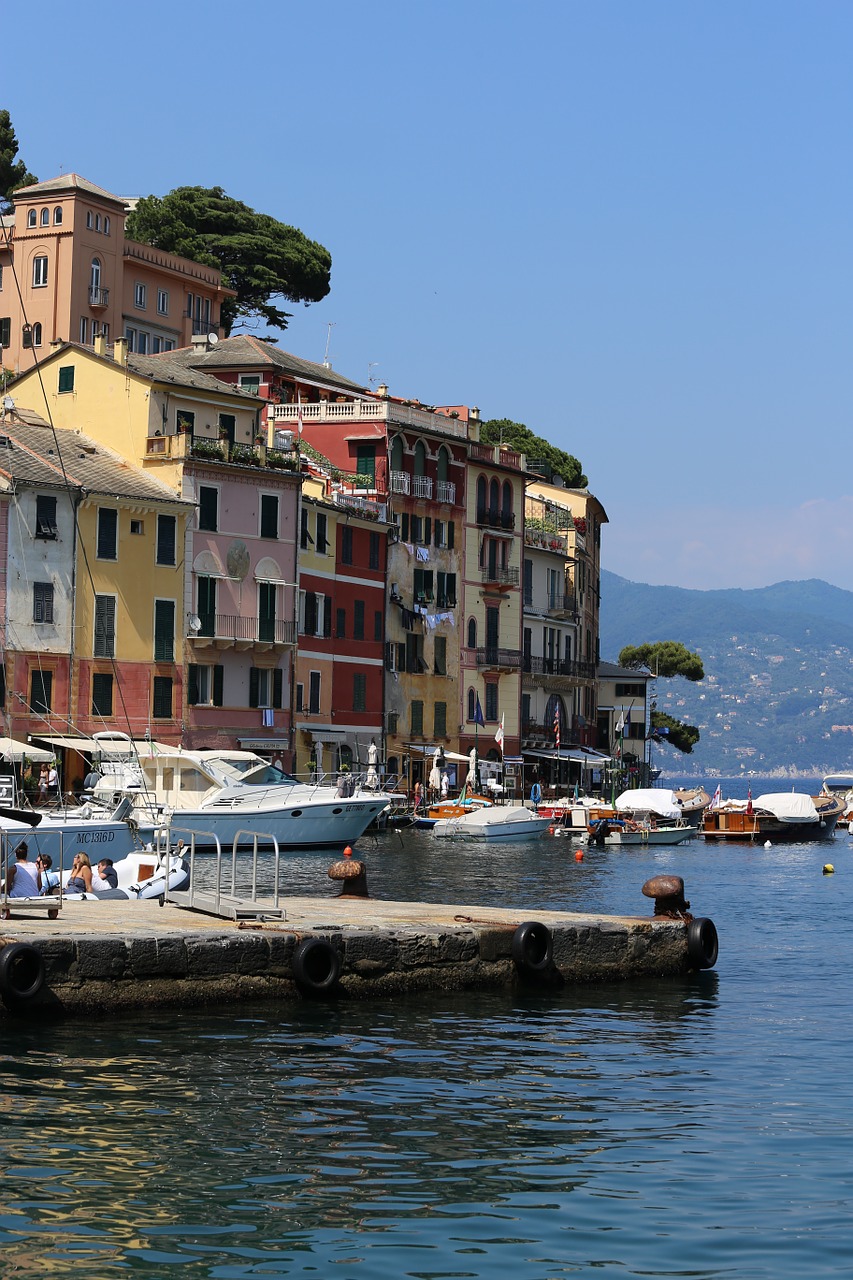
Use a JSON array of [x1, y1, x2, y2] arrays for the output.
[[189, 614, 297, 645], [547, 592, 578, 617], [270, 398, 470, 439], [390, 470, 410, 495], [469, 442, 524, 470], [436, 479, 456, 504], [412, 474, 433, 499], [481, 565, 519, 586], [187, 316, 220, 335], [476, 507, 516, 530], [476, 646, 523, 669], [88, 286, 110, 307], [333, 492, 388, 521], [523, 655, 597, 681]]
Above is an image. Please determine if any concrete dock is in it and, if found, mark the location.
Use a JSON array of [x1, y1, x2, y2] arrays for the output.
[[0, 890, 714, 1018]]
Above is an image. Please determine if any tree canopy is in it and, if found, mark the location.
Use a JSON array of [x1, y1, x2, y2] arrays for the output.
[[649, 710, 701, 754], [0, 110, 37, 213], [618, 639, 704, 755], [480, 418, 587, 488], [125, 186, 331, 334]]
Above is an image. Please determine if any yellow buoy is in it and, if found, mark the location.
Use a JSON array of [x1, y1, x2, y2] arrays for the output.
[[823, 863, 835, 875]]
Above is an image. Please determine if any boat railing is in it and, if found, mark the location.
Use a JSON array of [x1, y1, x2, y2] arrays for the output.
[[165, 824, 285, 921]]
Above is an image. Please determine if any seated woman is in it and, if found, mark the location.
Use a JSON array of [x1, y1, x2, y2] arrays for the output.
[[66, 852, 93, 895]]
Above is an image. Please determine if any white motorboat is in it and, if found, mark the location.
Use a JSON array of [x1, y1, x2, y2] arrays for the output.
[[61, 848, 190, 900], [432, 805, 552, 841], [0, 795, 156, 865], [585, 817, 698, 847], [90, 737, 391, 850]]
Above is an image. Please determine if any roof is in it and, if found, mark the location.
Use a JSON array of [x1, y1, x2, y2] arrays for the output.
[[13, 173, 128, 208], [0, 407, 190, 506], [164, 334, 367, 396], [597, 662, 652, 681]]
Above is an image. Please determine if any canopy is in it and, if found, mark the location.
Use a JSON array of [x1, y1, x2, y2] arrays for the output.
[[755, 793, 819, 823], [615, 788, 681, 820], [524, 748, 612, 764], [0, 737, 53, 763], [408, 745, 470, 763]]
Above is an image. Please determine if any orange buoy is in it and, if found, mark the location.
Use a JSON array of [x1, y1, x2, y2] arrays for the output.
[[574, 849, 584, 862], [343, 845, 353, 859]]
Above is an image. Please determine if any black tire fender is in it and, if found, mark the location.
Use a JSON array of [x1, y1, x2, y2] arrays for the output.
[[512, 921, 553, 973], [0, 942, 46, 1003], [292, 937, 342, 996], [687, 917, 719, 969]]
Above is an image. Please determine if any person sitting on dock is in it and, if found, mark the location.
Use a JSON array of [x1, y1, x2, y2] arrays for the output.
[[5, 841, 39, 898], [37, 853, 60, 895], [66, 852, 93, 895], [91, 858, 118, 891]]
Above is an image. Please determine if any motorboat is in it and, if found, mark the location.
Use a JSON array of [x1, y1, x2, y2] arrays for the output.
[[0, 795, 156, 865], [432, 805, 552, 841], [821, 774, 853, 828], [61, 848, 190, 900], [414, 792, 493, 829], [585, 817, 697, 847], [90, 737, 391, 850], [702, 792, 843, 842]]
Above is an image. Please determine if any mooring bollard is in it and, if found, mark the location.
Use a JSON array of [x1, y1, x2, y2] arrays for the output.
[[641, 874, 691, 918], [328, 845, 369, 897]]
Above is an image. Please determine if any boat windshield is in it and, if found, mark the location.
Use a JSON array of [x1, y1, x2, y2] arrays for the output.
[[239, 764, 300, 787]]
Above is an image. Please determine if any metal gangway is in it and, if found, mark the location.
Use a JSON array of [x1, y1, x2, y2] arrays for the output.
[[164, 826, 287, 922]]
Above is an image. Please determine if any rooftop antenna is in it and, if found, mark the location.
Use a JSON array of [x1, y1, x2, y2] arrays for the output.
[[368, 362, 379, 388], [323, 322, 335, 369]]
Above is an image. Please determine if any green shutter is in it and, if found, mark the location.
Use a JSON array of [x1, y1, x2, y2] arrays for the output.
[[213, 666, 224, 707]]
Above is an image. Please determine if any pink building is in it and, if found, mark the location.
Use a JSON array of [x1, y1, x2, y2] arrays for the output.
[[0, 174, 233, 372]]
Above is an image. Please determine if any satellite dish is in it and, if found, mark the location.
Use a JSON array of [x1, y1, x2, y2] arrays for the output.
[[188, 614, 202, 633], [207, 332, 219, 345]]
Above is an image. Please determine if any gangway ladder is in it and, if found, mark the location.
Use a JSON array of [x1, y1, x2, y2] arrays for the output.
[[165, 826, 286, 922]]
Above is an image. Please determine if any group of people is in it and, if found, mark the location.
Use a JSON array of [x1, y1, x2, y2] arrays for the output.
[[3, 841, 118, 898], [36, 763, 59, 804]]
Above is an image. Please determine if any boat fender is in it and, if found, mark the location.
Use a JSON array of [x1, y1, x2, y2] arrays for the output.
[[292, 937, 342, 997], [686, 917, 719, 970], [530, 784, 542, 806], [511, 921, 553, 974], [0, 942, 46, 1005]]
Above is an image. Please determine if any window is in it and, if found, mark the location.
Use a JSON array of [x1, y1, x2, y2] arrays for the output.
[[258, 583, 276, 642], [31, 322, 42, 347], [33, 582, 54, 623], [353, 672, 366, 712], [40, 207, 49, 226], [410, 515, 423, 544], [414, 568, 433, 603], [21, 322, 42, 348], [485, 683, 498, 722], [406, 633, 426, 673], [434, 701, 447, 737], [308, 671, 321, 714], [95, 214, 102, 232], [152, 337, 162, 354], [341, 526, 353, 565], [249, 667, 283, 709], [197, 576, 216, 636], [316, 513, 328, 554], [414, 441, 426, 476], [86, 211, 93, 229], [94, 595, 116, 658], [154, 600, 175, 661], [467, 687, 476, 721], [53, 206, 62, 225], [356, 444, 376, 487], [198, 485, 218, 531], [390, 435, 404, 471], [157, 288, 169, 315], [35, 495, 58, 539], [156, 514, 176, 565], [91, 673, 114, 717], [239, 375, 260, 394], [436, 572, 456, 607], [615, 682, 646, 698], [152, 676, 173, 719], [0, 318, 10, 348], [137, 332, 149, 355], [131, 520, 144, 535], [434, 636, 447, 676], [369, 531, 380, 571], [32, 256, 48, 287], [30, 670, 52, 715], [125, 327, 136, 352], [104, 216, 110, 235], [336, 607, 346, 639], [58, 366, 74, 393], [467, 617, 477, 649], [353, 600, 365, 640], [300, 507, 313, 549], [260, 494, 279, 539], [411, 700, 424, 736], [187, 664, 224, 707], [79, 317, 89, 344], [97, 508, 118, 560], [295, 683, 304, 712], [177, 410, 195, 436], [27, 209, 37, 228], [134, 282, 146, 309]]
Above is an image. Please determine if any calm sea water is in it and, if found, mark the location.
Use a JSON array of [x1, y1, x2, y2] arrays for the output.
[[2, 806, 852, 1278]]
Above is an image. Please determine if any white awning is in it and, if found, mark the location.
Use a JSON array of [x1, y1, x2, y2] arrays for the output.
[[33, 735, 98, 753], [0, 737, 53, 762], [407, 744, 471, 763], [524, 748, 604, 763]]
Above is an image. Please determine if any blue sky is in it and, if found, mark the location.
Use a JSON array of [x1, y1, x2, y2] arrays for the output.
[[5, 1, 852, 590]]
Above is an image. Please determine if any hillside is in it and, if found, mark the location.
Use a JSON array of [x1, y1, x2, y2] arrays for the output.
[[599, 570, 853, 776]]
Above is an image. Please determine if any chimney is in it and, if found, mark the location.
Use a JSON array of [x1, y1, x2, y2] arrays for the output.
[[377, 383, 389, 399], [113, 336, 128, 367], [94, 334, 107, 358], [191, 334, 209, 352], [470, 406, 480, 422]]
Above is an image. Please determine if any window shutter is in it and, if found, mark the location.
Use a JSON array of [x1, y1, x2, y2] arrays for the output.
[[157, 515, 176, 565], [273, 668, 283, 709], [448, 521, 455, 549], [424, 517, 431, 546], [401, 513, 409, 541], [213, 665, 224, 707], [249, 667, 260, 708], [187, 665, 199, 705], [385, 642, 394, 671], [322, 598, 332, 637], [397, 641, 406, 672]]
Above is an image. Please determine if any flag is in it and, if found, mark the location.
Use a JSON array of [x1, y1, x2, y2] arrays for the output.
[[494, 714, 504, 749], [554, 702, 561, 752], [746, 786, 753, 816], [474, 696, 485, 728], [711, 784, 722, 809], [615, 708, 630, 735]]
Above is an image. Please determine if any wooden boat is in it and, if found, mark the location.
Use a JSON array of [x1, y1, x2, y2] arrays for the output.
[[585, 817, 698, 847], [702, 792, 843, 842], [414, 794, 493, 829], [432, 805, 552, 841]]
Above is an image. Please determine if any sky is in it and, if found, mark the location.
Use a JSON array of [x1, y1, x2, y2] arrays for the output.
[[4, 1, 852, 591]]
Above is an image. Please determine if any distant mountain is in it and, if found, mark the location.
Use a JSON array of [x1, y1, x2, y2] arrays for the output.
[[599, 570, 853, 777]]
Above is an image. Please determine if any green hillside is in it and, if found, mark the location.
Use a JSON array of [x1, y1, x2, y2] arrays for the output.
[[600, 570, 853, 777]]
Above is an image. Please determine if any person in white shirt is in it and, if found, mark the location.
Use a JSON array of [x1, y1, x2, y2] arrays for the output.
[[6, 843, 40, 898]]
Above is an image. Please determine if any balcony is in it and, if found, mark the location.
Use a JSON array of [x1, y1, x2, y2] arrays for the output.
[[469, 442, 524, 470], [88, 286, 109, 308], [476, 646, 522, 670], [437, 479, 456, 504], [412, 474, 433, 500], [390, 470, 410, 495], [333, 492, 388, 522], [524, 527, 569, 553], [523, 655, 597, 682], [547, 592, 578, 619], [270, 397, 470, 439], [476, 507, 516, 530], [188, 614, 297, 648], [187, 316, 220, 335], [481, 565, 519, 586]]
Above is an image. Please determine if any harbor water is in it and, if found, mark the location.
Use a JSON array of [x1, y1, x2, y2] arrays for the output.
[[2, 800, 852, 1277]]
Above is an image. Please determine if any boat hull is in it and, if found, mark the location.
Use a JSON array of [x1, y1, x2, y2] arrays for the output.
[[596, 825, 698, 846], [151, 795, 390, 851], [0, 815, 155, 864]]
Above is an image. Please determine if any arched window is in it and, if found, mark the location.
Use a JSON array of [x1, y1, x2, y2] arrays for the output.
[[104, 216, 110, 235], [502, 480, 513, 519], [437, 445, 449, 483], [467, 617, 477, 649], [32, 322, 42, 347], [477, 474, 487, 516], [489, 478, 499, 516], [40, 208, 49, 226], [467, 687, 476, 721], [414, 440, 426, 477], [27, 209, 37, 228], [53, 206, 62, 225], [90, 257, 101, 289], [390, 435, 403, 472]]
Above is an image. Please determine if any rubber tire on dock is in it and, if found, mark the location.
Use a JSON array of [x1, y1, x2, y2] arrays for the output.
[[512, 921, 553, 974], [292, 938, 342, 997], [687, 917, 719, 970], [0, 942, 46, 1004]]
